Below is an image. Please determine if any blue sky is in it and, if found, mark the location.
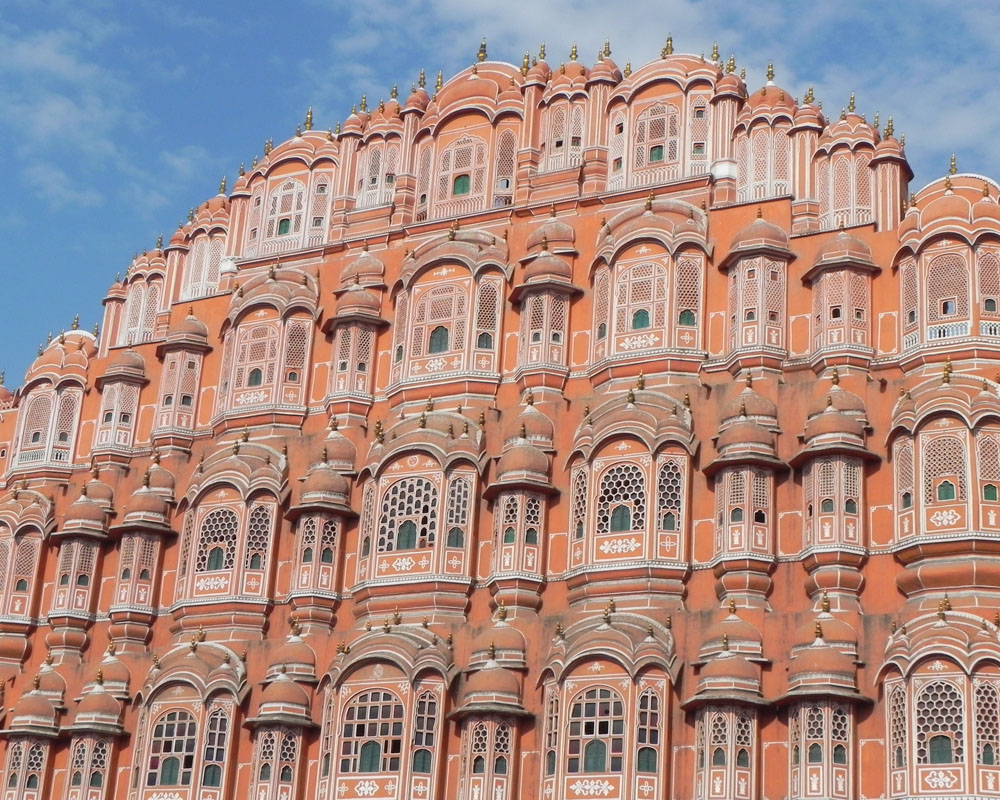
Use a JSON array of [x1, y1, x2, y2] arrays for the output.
[[1, 0, 998, 381]]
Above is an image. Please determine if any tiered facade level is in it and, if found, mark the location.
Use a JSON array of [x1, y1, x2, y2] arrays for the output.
[[3, 39, 1000, 800]]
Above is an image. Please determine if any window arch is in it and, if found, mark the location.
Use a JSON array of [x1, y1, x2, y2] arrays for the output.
[[976, 678, 1000, 766], [923, 435, 967, 503], [146, 710, 197, 786], [118, 278, 162, 345], [566, 687, 624, 774], [264, 179, 305, 244], [636, 690, 661, 773], [340, 690, 405, 773], [632, 102, 679, 183], [916, 680, 964, 764], [435, 135, 487, 216], [926, 252, 970, 327], [596, 463, 646, 534], [378, 477, 438, 552], [195, 508, 239, 572]]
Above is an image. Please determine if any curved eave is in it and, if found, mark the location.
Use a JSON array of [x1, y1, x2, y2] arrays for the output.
[[801, 258, 881, 285], [720, 242, 794, 271], [245, 712, 319, 729], [483, 477, 558, 500], [773, 686, 872, 706], [320, 312, 389, 334], [680, 689, 768, 710], [448, 702, 534, 721], [286, 500, 358, 521], [107, 520, 175, 537], [789, 441, 880, 468], [509, 277, 582, 304], [95, 373, 150, 391], [703, 452, 788, 478]]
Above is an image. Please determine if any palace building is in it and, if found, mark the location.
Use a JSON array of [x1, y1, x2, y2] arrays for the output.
[[0, 36, 998, 800]]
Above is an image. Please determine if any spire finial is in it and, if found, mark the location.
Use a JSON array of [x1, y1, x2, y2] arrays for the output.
[[847, 91, 855, 113], [728, 597, 737, 614], [72, 313, 79, 330], [814, 620, 824, 640], [766, 60, 774, 82], [477, 38, 487, 62], [645, 191, 654, 211], [636, 371, 645, 390], [721, 633, 729, 651], [804, 85, 814, 104], [624, 61, 631, 77], [304, 106, 313, 131], [569, 43, 578, 62], [391, 83, 398, 100], [603, 39, 611, 58], [821, 591, 831, 613], [661, 35, 673, 58], [711, 42, 719, 62], [831, 367, 840, 386], [219, 175, 226, 194], [727, 54, 736, 74], [418, 68, 426, 88], [943, 357, 953, 384], [950, 153, 958, 175], [520, 51, 530, 75], [539, 42, 546, 60]]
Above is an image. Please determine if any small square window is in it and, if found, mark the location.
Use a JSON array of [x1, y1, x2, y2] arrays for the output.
[[277, 218, 291, 235], [615, 123, 624, 135], [830, 306, 842, 319], [745, 309, 757, 321], [649, 145, 664, 163], [769, 270, 779, 281], [907, 309, 916, 324], [694, 108, 706, 119], [187, 361, 196, 369], [312, 217, 323, 227], [554, 139, 564, 149], [854, 307, 865, 321], [768, 311, 779, 322], [692, 143, 705, 155], [571, 136, 581, 147], [250, 228, 258, 240], [255, 197, 262, 207], [316, 185, 327, 195], [613, 157, 623, 171], [941, 299, 957, 316], [987, 298, 998, 313], [747, 269, 756, 279], [385, 173, 395, 184]]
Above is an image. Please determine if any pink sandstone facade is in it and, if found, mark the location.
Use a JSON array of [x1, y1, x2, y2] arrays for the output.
[[0, 39, 996, 800]]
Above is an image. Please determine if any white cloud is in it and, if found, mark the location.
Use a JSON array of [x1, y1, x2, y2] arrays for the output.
[[21, 162, 102, 208]]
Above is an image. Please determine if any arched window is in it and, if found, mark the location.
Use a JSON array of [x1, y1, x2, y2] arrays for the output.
[[808, 743, 823, 763], [341, 690, 404, 773], [632, 309, 650, 329], [196, 508, 239, 572], [378, 477, 438, 552], [636, 690, 660, 773], [609, 505, 631, 532], [596, 463, 646, 534], [916, 681, 964, 764], [247, 368, 263, 386], [678, 309, 696, 325], [453, 174, 471, 196], [937, 480, 956, 501], [428, 326, 449, 353], [147, 710, 197, 786], [567, 687, 624, 774]]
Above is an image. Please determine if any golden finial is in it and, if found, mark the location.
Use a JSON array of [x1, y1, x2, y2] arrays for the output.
[[377, 98, 384, 112], [949, 153, 957, 175], [93, 323, 99, 336], [364, 618, 372, 631], [943, 357, 953, 384], [938, 597, 947, 619], [985, 182, 992, 198], [727, 55, 736, 74], [477, 38, 487, 62], [295, 123, 301, 136], [555, 622, 564, 639], [721, 633, 729, 651], [374, 419, 384, 443], [497, 600, 508, 621], [142, 468, 150, 488], [626, 388, 635, 404], [32, 674, 40, 690], [711, 42, 719, 62], [520, 52, 530, 76], [37, 343, 43, 356], [187, 206, 195, 222], [663, 34, 673, 57], [603, 39, 611, 58], [539, 42, 546, 60], [390, 83, 398, 100], [435, 70, 443, 91], [58, 330, 65, 345], [804, 86, 814, 104], [519, 422, 527, 439], [569, 43, 578, 61], [359, 94, 367, 112], [821, 591, 831, 613], [873, 111, 879, 130], [232, 439, 240, 456], [393, 606, 402, 625], [891, 620, 897, 633], [70, 313, 79, 331], [382, 617, 391, 633], [637, 371, 645, 390], [304, 106, 313, 131], [814, 620, 824, 640], [624, 61, 631, 77], [766, 60, 774, 81], [739, 399, 747, 417], [831, 367, 840, 386], [251, 153, 259, 168], [683, 393, 690, 408], [645, 191, 654, 211], [847, 91, 855, 113], [418, 412, 427, 429], [540, 234, 549, 251], [487, 641, 497, 660], [728, 597, 737, 614], [418, 68, 426, 89], [602, 604, 612, 624], [944, 593, 952, 611], [320, 445, 328, 463], [447, 632, 454, 647]]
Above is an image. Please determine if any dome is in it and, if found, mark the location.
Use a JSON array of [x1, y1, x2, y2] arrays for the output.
[[523, 253, 573, 283], [405, 85, 430, 111], [87, 645, 131, 689], [503, 402, 554, 445], [723, 385, 778, 421], [269, 630, 316, 680], [743, 82, 796, 115], [788, 637, 857, 692], [699, 650, 760, 685], [300, 461, 350, 500], [717, 420, 775, 451], [75, 683, 122, 721], [813, 229, 874, 267], [36, 662, 66, 699], [336, 284, 382, 317], [104, 348, 146, 379], [808, 384, 866, 417], [525, 213, 576, 251], [701, 608, 763, 659], [792, 612, 858, 653], [802, 409, 864, 440], [125, 486, 169, 518], [261, 672, 311, 708], [85, 470, 115, 508], [64, 494, 107, 526], [463, 662, 521, 704], [147, 459, 176, 495], [588, 55, 622, 83], [730, 215, 789, 252], [496, 440, 549, 479], [169, 309, 209, 341], [11, 689, 57, 729]]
